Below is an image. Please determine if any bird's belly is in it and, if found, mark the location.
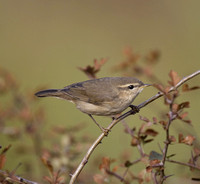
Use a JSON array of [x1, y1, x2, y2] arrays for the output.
[[75, 100, 131, 116]]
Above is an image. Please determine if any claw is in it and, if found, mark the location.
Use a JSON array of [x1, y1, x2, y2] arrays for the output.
[[129, 105, 140, 113], [102, 127, 110, 136]]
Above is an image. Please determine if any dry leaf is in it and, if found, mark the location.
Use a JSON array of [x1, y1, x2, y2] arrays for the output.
[[78, 58, 107, 79], [93, 174, 105, 184], [0, 155, 6, 169], [179, 134, 195, 145], [144, 129, 158, 137], [99, 157, 110, 171], [168, 70, 181, 86], [159, 120, 167, 128], [112, 165, 118, 172], [131, 136, 139, 146], [182, 83, 200, 92], [145, 50, 160, 64], [169, 135, 176, 143], [177, 101, 190, 111]]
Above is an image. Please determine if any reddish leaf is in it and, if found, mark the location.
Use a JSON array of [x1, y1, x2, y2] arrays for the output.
[[159, 121, 167, 129], [179, 112, 188, 119], [182, 84, 200, 92], [172, 103, 178, 113], [177, 102, 190, 111], [169, 135, 176, 143], [153, 84, 171, 95], [112, 165, 118, 172], [177, 111, 192, 124], [144, 129, 158, 137], [1, 144, 11, 155], [0, 155, 6, 169], [146, 159, 162, 173], [179, 134, 195, 145], [41, 155, 53, 174], [139, 116, 150, 123], [153, 84, 165, 93], [145, 50, 160, 64], [146, 166, 153, 173], [131, 136, 139, 146], [78, 58, 107, 79], [93, 174, 105, 184], [99, 157, 110, 171], [149, 159, 161, 166], [168, 70, 181, 86]]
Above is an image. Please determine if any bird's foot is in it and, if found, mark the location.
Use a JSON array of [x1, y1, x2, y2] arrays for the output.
[[129, 105, 140, 113], [101, 127, 111, 136]]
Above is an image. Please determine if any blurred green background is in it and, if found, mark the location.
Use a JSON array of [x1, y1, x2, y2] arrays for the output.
[[0, 0, 200, 183]]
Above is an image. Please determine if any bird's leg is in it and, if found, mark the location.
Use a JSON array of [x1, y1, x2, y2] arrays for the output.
[[88, 114, 109, 135], [129, 105, 140, 113]]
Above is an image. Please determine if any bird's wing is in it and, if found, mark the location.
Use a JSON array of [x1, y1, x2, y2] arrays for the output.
[[62, 80, 118, 105]]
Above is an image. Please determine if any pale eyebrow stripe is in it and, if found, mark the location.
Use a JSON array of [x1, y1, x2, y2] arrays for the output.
[[118, 83, 140, 88]]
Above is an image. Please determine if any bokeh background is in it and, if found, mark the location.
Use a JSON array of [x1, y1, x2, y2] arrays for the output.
[[0, 1, 200, 183]]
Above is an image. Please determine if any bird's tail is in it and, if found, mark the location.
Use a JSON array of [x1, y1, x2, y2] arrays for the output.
[[35, 89, 62, 98]]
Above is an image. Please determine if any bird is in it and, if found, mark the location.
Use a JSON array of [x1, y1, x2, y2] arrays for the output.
[[35, 77, 150, 133]]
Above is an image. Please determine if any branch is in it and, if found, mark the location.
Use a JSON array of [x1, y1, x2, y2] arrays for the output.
[[0, 169, 39, 184], [167, 159, 200, 170], [69, 70, 200, 184]]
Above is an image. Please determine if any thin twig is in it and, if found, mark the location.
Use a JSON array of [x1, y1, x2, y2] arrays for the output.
[[160, 94, 177, 182], [105, 169, 130, 184], [69, 70, 200, 184], [167, 159, 200, 170], [0, 170, 39, 184]]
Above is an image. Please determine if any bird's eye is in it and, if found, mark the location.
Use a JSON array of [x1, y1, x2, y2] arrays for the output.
[[128, 85, 134, 89]]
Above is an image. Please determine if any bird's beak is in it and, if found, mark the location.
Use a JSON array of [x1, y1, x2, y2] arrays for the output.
[[141, 84, 152, 88], [138, 84, 151, 91], [144, 84, 152, 87]]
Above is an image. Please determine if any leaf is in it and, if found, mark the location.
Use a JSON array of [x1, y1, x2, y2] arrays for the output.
[[144, 129, 158, 137], [166, 154, 176, 159], [149, 151, 163, 161], [112, 165, 118, 172], [131, 136, 139, 146], [99, 157, 110, 171], [145, 50, 160, 64], [1, 144, 11, 155], [0, 155, 6, 169], [78, 58, 107, 79], [172, 103, 178, 113], [153, 84, 165, 93], [177, 111, 192, 124], [149, 159, 161, 166], [93, 174, 105, 184], [169, 135, 176, 143], [179, 112, 188, 119], [159, 120, 167, 129], [143, 138, 154, 144], [146, 159, 162, 173], [41, 154, 53, 174], [177, 102, 190, 111], [179, 134, 195, 145], [168, 70, 181, 86], [153, 83, 171, 94], [139, 116, 150, 123], [182, 83, 200, 92], [0, 145, 11, 169]]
